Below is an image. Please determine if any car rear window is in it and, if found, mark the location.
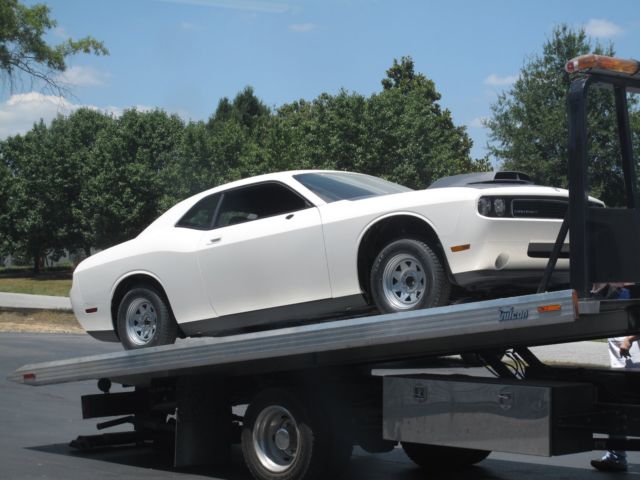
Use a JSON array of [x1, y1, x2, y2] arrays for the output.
[[294, 172, 411, 203]]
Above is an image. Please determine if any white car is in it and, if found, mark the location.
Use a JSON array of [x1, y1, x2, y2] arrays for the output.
[[71, 170, 586, 349]]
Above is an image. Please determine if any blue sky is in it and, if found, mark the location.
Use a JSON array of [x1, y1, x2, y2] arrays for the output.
[[3, 0, 639, 162]]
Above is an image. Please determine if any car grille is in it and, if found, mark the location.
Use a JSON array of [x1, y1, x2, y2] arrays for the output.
[[511, 197, 602, 219], [512, 199, 568, 219]]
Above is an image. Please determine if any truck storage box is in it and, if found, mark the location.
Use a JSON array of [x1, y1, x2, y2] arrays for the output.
[[383, 374, 593, 456]]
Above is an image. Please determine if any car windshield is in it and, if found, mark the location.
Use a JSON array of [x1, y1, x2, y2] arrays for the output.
[[294, 172, 412, 203]]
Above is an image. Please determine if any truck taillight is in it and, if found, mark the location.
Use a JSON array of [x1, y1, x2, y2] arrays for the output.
[[566, 54, 640, 76]]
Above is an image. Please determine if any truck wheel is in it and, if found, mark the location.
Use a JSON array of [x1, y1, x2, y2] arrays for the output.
[[370, 239, 450, 313], [241, 388, 338, 480], [116, 286, 177, 350], [402, 442, 490, 469]]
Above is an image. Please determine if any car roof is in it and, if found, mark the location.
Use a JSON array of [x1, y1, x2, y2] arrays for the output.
[[195, 169, 372, 197]]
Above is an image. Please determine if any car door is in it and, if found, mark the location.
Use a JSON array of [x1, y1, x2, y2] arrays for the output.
[[197, 181, 331, 317]]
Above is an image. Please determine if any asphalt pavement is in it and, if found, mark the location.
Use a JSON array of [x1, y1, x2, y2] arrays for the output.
[[1, 332, 638, 480]]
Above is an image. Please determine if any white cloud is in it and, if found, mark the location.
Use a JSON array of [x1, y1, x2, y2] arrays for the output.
[[289, 23, 315, 33], [131, 104, 156, 113], [484, 73, 518, 87], [180, 21, 198, 30], [56, 66, 110, 87], [0, 93, 79, 138], [469, 117, 488, 128], [0, 92, 158, 139], [155, 0, 290, 13], [584, 19, 623, 38], [53, 26, 69, 39]]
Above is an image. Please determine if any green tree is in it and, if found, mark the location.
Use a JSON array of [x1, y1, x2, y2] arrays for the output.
[[271, 56, 487, 188], [0, 155, 11, 259], [83, 109, 185, 249], [1, 121, 73, 271], [207, 86, 270, 131], [51, 109, 113, 256], [204, 87, 272, 182], [486, 25, 638, 206], [0, 0, 108, 94], [367, 56, 486, 187]]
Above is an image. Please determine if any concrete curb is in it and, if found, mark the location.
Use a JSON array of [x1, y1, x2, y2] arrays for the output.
[[0, 292, 72, 312], [530, 341, 610, 368]]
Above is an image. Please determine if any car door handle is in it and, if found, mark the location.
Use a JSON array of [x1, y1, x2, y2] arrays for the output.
[[207, 237, 222, 245]]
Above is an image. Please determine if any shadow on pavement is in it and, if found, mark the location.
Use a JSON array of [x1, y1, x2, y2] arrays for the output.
[[28, 443, 251, 479], [24, 443, 638, 480]]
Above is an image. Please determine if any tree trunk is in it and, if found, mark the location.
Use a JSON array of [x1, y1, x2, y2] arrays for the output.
[[32, 247, 41, 274]]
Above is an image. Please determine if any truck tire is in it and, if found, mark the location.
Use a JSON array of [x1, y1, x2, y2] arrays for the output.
[[402, 442, 490, 469], [116, 286, 177, 350], [370, 239, 450, 313], [241, 388, 344, 480]]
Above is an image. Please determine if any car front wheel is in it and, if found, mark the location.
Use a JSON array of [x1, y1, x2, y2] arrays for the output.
[[116, 286, 178, 350], [370, 238, 450, 313]]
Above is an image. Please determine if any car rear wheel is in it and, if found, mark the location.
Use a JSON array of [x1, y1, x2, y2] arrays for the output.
[[370, 239, 450, 313], [116, 286, 177, 350]]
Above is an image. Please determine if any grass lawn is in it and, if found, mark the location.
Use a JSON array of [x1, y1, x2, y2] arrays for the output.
[[0, 276, 72, 297]]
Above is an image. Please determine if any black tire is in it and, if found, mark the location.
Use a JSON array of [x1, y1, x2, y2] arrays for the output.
[[116, 285, 178, 350], [402, 442, 490, 469], [241, 388, 343, 480], [370, 239, 450, 313]]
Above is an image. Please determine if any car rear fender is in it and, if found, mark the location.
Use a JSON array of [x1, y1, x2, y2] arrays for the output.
[[110, 270, 181, 338]]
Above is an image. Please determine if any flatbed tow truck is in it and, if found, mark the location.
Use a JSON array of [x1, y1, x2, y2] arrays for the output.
[[8, 54, 640, 480]]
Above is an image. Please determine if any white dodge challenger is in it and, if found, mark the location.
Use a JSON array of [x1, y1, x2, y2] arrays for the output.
[[71, 170, 585, 349]]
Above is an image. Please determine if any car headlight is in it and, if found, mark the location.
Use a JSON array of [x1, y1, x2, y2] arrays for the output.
[[494, 198, 506, 216], [478, 197, 491, 216]]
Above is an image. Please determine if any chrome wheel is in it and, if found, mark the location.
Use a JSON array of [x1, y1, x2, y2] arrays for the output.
[[252, 405, 300, 473], [125, 297, 157, 346], [382, 253, 427, 310]]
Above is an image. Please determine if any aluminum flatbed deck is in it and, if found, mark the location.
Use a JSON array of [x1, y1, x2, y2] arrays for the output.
[[8, 289, 640, 387]]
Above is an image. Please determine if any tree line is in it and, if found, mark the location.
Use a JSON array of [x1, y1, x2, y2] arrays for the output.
[[0, 57, 488, 271], [1, 23, 637, 273]]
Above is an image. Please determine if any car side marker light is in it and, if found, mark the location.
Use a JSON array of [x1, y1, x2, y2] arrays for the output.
[[85, 307, 98, 314], [451, 244, 470, 252], [537, 304, 561, 313], [23, 373, 36, 382]]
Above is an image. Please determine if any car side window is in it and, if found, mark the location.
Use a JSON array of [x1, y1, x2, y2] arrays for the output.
[[215, 182, 310, 228], [176, 193, 221, 230]]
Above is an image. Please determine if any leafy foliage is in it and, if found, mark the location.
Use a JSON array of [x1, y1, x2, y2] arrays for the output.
[[0, 0, 108, 94], [486, 25, 639, 206], [2, 121, 68, 271], [83, 109, 185, 248]]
